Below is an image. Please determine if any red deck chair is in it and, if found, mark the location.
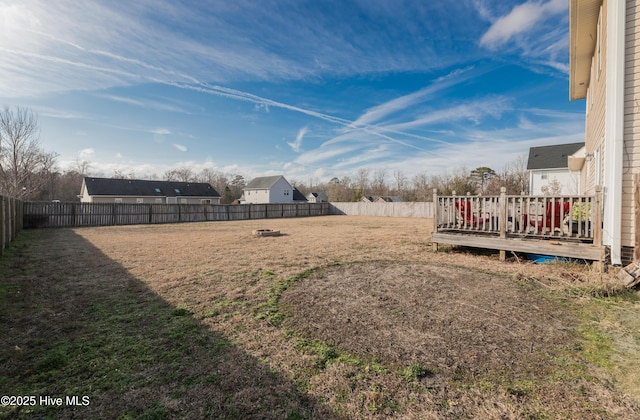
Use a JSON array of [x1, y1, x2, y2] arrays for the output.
[[529, 200, 570, 233], [455, 200, 489, 228]]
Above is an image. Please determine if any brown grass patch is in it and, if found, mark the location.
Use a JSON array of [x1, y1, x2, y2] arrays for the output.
[[1, 215, 639, 418]]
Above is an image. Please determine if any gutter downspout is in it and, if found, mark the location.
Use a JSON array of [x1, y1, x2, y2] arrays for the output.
[[604, 0, 625, 265]]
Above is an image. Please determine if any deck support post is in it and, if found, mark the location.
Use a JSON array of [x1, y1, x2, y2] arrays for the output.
[[592, 185, 605, 272], [499, 187, 507, 261]]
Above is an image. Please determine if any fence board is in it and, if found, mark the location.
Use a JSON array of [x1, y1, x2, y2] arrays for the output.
[[1, 195, 24, 256], [23, 202, 331, 228]]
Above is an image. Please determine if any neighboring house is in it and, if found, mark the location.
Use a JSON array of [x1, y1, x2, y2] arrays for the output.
[[526, 142, 585, 195], [306, 192, 328, 203], [360, 196, 374, 203], [374, 196, 403, 203], [80, 177, 221, 204], [241, 175, 296, 204], [569, 0, 639, 265]]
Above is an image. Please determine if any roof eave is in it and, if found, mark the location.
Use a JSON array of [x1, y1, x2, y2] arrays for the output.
[[569, 0, 602, 101]]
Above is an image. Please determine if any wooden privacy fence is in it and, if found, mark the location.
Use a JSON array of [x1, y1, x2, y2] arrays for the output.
[[23, 202, 331, 228], [1, 195, 24, 256]]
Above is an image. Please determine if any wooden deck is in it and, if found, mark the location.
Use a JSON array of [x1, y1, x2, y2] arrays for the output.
[[432, 231, 604, 261], [431, 188, 605, 264]]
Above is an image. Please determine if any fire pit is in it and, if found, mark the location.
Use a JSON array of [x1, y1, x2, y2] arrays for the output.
[[252, 229, 281, 237]]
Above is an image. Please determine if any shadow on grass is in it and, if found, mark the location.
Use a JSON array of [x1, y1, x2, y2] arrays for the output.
[[0, 229, 336, 419]]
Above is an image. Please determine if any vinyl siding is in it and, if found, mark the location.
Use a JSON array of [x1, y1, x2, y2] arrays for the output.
[[623, 0, 640, 248], [585, 2, 606, 197]]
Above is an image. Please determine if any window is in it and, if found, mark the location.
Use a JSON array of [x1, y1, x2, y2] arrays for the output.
[[201, 199, 211, 204], [284, 190, 289, 196], [174, 189, 181, 194], [541, 172, 548, 180], [180, 198, 188, 204], [155, 198, 163, 203], [115, 198, 123, 203], [136, 198, 144, 204], [155, 188, 161, 193]]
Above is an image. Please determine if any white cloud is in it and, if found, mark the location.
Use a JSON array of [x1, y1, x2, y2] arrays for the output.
[[479, 0, 567, 50], [351, 67, 474, 128], [287, 126, 308, 152], [172, 143, 187, 152], [78, 148, 94, 159], [152, 128, 171, 135]]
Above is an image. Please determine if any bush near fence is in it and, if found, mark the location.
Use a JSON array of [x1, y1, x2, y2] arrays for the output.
[[1, 195, 24, 256], [22, 202, 331, 228]]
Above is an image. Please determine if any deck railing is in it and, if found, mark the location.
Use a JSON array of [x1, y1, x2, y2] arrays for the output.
[[433, 187, 603, 244]]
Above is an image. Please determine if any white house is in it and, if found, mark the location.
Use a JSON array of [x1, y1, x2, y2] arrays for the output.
[[569, 0, 640, 265], [526, 142, 585, 195], [241, 175, 295, 204], [306, 192, 328, 203], [80, 177, 221, 204]]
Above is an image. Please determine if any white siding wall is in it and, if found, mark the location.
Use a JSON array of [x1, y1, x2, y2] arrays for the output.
[[244, 189, 270, 204], [583, 0, 639, 250], [584, 2, 607, 197], [529, 170, 580, 195], [621, 0, 640, 249], [269, 177, 294, 203]]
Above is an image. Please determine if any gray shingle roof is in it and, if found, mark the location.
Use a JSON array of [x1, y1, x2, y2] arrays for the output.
[[245, 175, 285, 189], [527, 142, 584, 170], [83, 177, 220, 197]]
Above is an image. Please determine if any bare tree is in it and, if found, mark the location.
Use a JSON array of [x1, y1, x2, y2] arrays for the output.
[[164, 166, 194, 182], [0, 106, 57, 199], [371, 168, 387, 196], [355, 168, 370, 196], [393, 169, 407, 197], [411, 172, 430, 201]]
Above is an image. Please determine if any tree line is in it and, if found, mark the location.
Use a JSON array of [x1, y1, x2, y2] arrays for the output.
[[1, 106, 530, 203]]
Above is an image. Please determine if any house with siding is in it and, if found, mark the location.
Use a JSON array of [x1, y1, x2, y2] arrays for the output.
[[306, 192, 328, 203], [527, 142, 585, 195], [241, 175, 296, 204], [80, 177, 221, 204], [569, 0, 639, 265]]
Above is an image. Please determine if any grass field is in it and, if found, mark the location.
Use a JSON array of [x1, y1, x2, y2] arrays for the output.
[[1, 215, 640, 419]]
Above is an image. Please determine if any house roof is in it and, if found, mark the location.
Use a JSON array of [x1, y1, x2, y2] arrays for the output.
[[527, 142, 585, 170], [83, 177, 220, 197], [569, 0, 601, 100], [307, 192, 326, 198], [376, 196, 403, 202], [293, 188, 307, 201], [245, 175, 288, 189]]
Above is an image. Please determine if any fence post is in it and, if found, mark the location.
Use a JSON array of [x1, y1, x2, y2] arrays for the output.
[[432, 189, 438, 252], [9, 197, 15, 242], [499, 187, 507, 261], [0, 196, 5, 256]]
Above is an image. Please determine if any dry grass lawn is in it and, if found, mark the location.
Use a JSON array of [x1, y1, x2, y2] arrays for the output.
[[2, 215, 640, 418]]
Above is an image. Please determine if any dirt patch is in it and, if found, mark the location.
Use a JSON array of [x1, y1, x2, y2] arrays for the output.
[[283, 262, 571, 376]]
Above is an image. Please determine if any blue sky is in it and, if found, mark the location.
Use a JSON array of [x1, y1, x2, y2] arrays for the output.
[[1, 0, 585, 183]]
